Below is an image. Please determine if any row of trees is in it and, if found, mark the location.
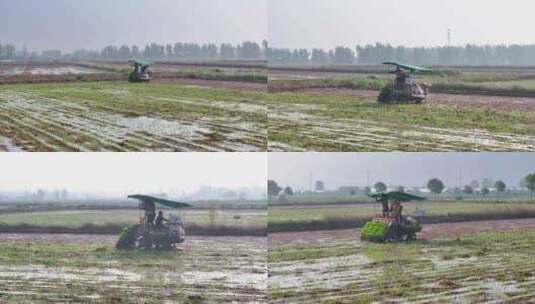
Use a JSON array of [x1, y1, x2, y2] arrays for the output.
[[268, 43, 535, 66], [268, 46, 356, 65], [6, 41, 535, 65], [1, 189, 70, 201], [0, 41, 268, 61], [0, 44, 17, 60], [87, 41, 266, 60], [366, 175, 535, 200], [368, 179, 510, 199], [268, 180, 293, 197], [269, 174, 535, 200]]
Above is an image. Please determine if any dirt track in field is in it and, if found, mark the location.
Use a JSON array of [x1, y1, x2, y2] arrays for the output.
[[269, 218, 535, 247], [269, 69, 359, 80], [153, 78, 266, 91], [418, 218, 535, 240]]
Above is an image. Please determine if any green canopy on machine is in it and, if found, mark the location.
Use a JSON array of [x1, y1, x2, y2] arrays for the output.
[[368, 191, 426, 202], [128, 194, 192, 208], [383, 61, 432, 73], [129, 59, 152, 66]]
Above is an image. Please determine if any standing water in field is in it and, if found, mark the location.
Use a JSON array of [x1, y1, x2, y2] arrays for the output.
[[0, 136, 23, 152], [0, 65, 102, 76]]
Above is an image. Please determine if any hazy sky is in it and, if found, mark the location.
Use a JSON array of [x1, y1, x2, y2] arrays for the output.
[[0, 0, 267, 52], [270, 0, 535, 49], [0, 153, 266, 194], [269, 153, 535, 190]]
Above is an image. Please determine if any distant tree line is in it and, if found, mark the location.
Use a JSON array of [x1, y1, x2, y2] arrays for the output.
[[0, 40, 268, 61], [269, 46, 356, 65], [0, 44, 17, 60], [269, 43, 535, 66], [269, 173, 535, 202]]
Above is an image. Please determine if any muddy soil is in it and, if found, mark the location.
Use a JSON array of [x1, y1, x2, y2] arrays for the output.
[[269, 229, 357, 248], [0, 233, 267, 303], [0, 233, 117, 244], [0, 73, 123, 85], [419, 218, 535, 240], [269, 218, 535, 247], [269, 70, 359, 80]]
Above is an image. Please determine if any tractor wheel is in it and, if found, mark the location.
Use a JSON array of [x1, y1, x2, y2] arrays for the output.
[[116, 225, 141, 250], [128, 72, 137, 83], [383, 226, 396, 242], [138, 232, 154, 250], [156, 240, 174, 250], [377, 85, 394, 104], [384, 225, 405, 242], [152, 229, 175, 250]]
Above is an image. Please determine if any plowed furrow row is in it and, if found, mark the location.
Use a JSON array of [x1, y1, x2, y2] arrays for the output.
[[0, 91, 266, 151]]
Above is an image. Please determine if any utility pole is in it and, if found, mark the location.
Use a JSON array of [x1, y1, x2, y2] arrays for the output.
[[447, 28, 452, 47]]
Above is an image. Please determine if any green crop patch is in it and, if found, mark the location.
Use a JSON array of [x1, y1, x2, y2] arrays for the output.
[[360, 221, 389, 242]]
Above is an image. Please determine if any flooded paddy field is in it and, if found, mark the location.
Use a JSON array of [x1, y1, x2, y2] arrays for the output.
[[0, 233, 267, 303], [267, 89, 535, 151], [0, 63, 103, 76], [268, 219, 535, 303], [0, 82, 267, 151], [268, 65, 535, 151]]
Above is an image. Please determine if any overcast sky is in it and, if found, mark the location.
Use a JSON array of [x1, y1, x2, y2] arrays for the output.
[[0, 153, 266, 195], [0, 0, 267, 52], [270, 0, 535, 49], [269, 153, 535, 190]]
